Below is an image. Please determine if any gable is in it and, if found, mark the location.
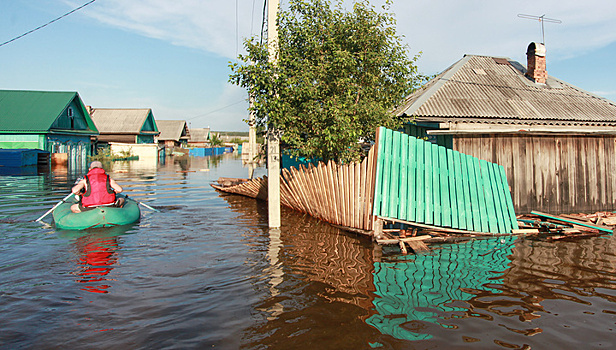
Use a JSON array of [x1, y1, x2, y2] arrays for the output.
[[140, 110, 159, 133], [50, 96, 99, 132]]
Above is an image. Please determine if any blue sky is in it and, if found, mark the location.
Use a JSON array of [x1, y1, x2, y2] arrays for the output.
[[1, 0, 615, 131]]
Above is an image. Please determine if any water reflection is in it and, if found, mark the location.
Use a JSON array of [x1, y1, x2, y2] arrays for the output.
[[368, 237, 517, 342], [59, 226, 134, 294]]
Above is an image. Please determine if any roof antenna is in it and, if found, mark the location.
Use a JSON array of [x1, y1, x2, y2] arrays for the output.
[[517, 14, 562, 45]]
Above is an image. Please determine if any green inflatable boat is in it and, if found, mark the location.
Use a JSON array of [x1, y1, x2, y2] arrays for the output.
[[52, 195, 140, 230]]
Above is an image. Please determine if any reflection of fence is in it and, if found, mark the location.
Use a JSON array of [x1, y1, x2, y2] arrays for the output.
[[373, 127, 518, 234], [368, 237, 516, 341]]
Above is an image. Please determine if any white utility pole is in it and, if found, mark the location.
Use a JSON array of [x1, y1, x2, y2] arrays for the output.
[[248, 95, 256, 179], [267, 0, 281, 228]]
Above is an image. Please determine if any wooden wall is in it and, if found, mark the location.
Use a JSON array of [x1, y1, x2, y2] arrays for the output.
[[453, 135, 616, 214]]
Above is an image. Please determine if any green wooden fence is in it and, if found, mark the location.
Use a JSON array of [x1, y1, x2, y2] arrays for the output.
[[373, 127, 518, 234]]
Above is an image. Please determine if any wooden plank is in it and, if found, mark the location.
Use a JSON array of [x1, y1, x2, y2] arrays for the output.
[[366, 144, 378, 231], [407, 136, 417, 222], [447, 149, 458, 229], [372, 127, 385, 216], [415, 139, 425, 223], [466, 154, 481, 232], [375, 235, 432, 245], [424, 140, 433, 225], [316, 162, 331, 222], [354, 161, 361, 229], [432, 143, 441, 226], [490, 162, 509, 233], [454, 150, 466, 230], [328, 160, 340, 225], [480, 159, 499, 233], [359, 156, 367, 230], [380, 128, 393, 217], [388, 131, 401, 218], [440, 145, 451, 227], [531, 210, 613, 233], [474, 157, 489, 233], [499, 165, 518, 230], [399, 133, 409, 220]]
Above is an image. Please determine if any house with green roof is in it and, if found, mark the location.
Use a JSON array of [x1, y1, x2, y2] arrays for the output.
[[0, 90, 99, 164]]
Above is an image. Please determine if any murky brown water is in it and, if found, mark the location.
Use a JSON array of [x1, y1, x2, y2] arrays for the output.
[[1, 154, 616, 349]]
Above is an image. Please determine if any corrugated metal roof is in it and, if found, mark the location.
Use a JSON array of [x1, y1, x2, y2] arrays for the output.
[[395, 55, 616, 125], [0, 90, 98, 133], [90, 108, 158, 134], [188, 128, 210, 142], [157, 120, 189, 141]]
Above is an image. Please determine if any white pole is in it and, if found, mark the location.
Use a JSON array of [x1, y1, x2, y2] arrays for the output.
[[267, 0, 281, 229]]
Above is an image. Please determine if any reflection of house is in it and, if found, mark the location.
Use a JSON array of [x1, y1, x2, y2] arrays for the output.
[[395, 42, 616, 214], [89, 108, 159, 145], [187, 128, 211, 147], [156, 120, 190, 152], [0, 90, 98, 165]]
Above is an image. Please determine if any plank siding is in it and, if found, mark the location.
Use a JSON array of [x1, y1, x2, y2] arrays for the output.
[[452, 134, 616, 214]]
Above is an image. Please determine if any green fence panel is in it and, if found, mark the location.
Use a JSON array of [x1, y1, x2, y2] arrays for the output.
[[399, 133, 409, 220], [424, 140, 433, 225], [372, 128, 516, 234], [415, 139, 425, 223], [407, 137, 417, 222], [480, 159, 499, 233]]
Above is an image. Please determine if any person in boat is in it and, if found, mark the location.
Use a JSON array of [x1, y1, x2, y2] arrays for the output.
[[71, 161, 124, 213]]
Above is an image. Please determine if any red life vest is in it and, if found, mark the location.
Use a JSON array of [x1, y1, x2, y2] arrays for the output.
[[81, 168, 116, 207]]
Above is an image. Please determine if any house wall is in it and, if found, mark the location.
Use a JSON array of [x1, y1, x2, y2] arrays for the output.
[[453, 134, 616, 214], [110, 142, 159, 161], [0, 134, 43, 149]]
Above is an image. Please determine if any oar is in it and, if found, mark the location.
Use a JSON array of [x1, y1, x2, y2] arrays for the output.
[[124, 195, 160, 212], [138, 201, 159, 212], [35, 192, 74, 222]]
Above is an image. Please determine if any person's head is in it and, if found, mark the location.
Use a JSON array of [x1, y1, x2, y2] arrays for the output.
[[89, 161, 103, 170]]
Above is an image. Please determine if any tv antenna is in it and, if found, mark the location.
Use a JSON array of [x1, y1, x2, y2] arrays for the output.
[[517, 14, 562, 45]]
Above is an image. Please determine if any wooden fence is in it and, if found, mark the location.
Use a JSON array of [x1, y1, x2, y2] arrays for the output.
[[373, 127, 518, 234], [212, 146, 378, 232]]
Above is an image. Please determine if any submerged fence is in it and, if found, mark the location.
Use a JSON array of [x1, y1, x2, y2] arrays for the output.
[[214, 126, 518, 234], [373, 127, 518, 234]]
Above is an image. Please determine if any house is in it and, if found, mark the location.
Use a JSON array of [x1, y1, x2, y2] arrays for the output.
[[187, 128, 211, 147], [0, 90, 99, 166], [156, 120, 190, 153], [89, 108, 159, 145], [394, 42, 616, 214]]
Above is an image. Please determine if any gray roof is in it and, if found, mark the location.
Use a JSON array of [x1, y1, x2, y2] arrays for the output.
[[157, 120, 189, 141], [90, 108, 159, 134], [395, 55, 616, 126], [188, 128, 210, 142]]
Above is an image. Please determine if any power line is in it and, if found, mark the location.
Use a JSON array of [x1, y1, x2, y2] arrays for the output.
[[186, 100, 247, 121], [0, 0, 97, 48]]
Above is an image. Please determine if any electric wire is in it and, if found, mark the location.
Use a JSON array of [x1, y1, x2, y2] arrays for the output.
[[186, 100, 246, 121], [0, 0, 97, 48]]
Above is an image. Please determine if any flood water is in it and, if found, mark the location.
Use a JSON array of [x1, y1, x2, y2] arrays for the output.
[[2, 153, 616, 349]]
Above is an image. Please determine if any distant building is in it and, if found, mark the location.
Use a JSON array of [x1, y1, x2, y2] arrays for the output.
[[394, 42, 616, 213], [187, 128, 211, 147], [156, 120, 190, 152], [89, 108, 159, 145], [0, 89, 99, 165]]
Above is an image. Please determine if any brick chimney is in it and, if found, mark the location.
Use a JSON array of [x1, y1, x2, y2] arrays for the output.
[[526, 42, 547, 84]]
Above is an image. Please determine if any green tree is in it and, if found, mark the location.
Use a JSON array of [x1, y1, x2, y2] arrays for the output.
[[230, 0, 426, 163]]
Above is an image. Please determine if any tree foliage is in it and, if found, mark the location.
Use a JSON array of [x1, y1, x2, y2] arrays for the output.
[[229, 0, 426, 162]]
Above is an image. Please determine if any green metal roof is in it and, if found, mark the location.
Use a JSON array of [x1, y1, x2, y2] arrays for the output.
[[0, 90, 98, 134]]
